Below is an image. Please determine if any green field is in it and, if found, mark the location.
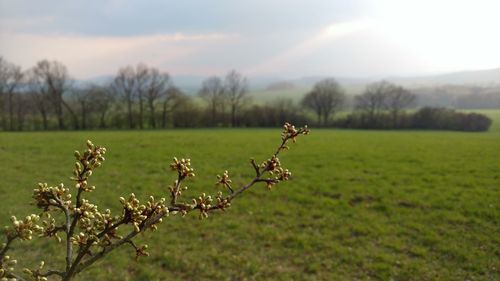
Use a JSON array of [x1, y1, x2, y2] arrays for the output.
[[0, 113, 499, 280], [249, 87, 310, 104]]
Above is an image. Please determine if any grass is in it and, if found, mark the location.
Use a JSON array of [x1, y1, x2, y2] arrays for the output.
[[0, 113, 499, 280], [248, 87, 310, 104]]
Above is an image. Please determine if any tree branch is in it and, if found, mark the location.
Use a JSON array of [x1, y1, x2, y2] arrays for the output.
[[0, 235, 17, 258], [3, 124, 308, 281]]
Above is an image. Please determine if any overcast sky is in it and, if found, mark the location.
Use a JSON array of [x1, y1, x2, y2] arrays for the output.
[[1, 0, 499, 79]]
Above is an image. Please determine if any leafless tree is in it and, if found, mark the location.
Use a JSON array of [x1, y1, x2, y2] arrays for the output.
[[384, 85, 416, 126], [354, 80, 392, 125], [224, 70, 248, 127], [26, 72, 50, 130], [199, 76, 225, 125], [14, 92, 31, 131], [135, 63, 149, 129], [301, 78, 345, 126], [90, 85, 116, 129], [0, 57, 24, 130], [161, 86, 187, 128], [63, 87, 80, 130], [31, 60, 72, 129], [355, 80, 415, 126], [74, 84, 116, 129], [144, 68, 170, 128], [112, 66, 136, 129], [271, 98, 296, 125], [73, 86, 94, 130]]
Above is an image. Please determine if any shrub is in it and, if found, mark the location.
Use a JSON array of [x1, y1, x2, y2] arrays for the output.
[[334, 107, 492, 131], [412, 107, 492, 131]]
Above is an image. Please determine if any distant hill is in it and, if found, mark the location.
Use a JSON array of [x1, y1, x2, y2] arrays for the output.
[[78, 67, 500, 96], [265, 81, 295, 91], [286, 68, 500, 89], [386, 68, 500, 87]]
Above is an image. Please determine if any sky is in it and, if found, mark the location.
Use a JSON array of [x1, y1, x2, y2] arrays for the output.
[[1, 0, 499, 80]]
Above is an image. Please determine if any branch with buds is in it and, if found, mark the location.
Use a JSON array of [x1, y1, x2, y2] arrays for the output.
[[0, 123, 309, 281]]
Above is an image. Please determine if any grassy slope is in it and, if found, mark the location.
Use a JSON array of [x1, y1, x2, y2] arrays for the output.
[[0, 116, 499, 280], [248, 88, 310, 104]]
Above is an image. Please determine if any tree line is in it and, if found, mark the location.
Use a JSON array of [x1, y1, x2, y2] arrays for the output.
[[0, 57, 492, 131], [0, 58, 251, 130]]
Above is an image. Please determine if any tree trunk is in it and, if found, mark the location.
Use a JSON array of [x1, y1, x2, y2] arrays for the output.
[[138, 94, 144, 129], [323, 112, 331, 127], [127, 99, 133, 129], [0, 96, 5, 131], [16, 102, 24, 131], [161, 101, 167, 128], [149, 101, 156, 129], [80, 101, 86, 130], [8, 92, 14, 131], [211, 100, 217, 126], [41, 109, 48, 130], [62, 100, 79, 130], [231, 105, 236, 127], [220, 103, 225, 126], [99, 111, 107, 129], [57, 105, 64, 129], [392, 110, 399, 128]]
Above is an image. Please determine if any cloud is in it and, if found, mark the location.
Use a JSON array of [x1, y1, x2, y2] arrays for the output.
[[1, 0, 499, 79], [0, 16, 55, 33], [245, 20, 370, 75], [0, 31, 239, 78]]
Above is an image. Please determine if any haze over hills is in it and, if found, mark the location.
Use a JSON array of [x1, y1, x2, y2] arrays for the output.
[[81, 67, 500, 95], [384, 68, 500, 87]]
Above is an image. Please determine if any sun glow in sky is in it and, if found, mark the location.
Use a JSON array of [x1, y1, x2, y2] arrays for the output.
[[0, 0, 499, 79], [371, 0, 500, 73]]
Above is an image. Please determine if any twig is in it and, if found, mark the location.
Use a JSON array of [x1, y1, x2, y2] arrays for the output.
[[3, 124, 308, 281], [0, 235, 17, 258], [170, 172, 183, 205]]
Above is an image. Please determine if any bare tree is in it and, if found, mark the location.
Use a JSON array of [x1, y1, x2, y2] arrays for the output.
[[144, 68, 170, 128], [384, 86, 416, 126], [354, 80, 392, 126], [112, 66, 136, 129], [354, 80, 415, 127], [14, 92, 30, 131], [31, 60, 71, 129], [271, 98, 296, 125], [301, 78, 345, 126], [301, 90, 322, 125], [199, 76, 225, 125], [27, 71, 50, 130], [161, 86, 186, 128], [63, 86, 80, 130], [0, 57, 24, 130], [90, 85, 115, 129], [135, 63, 149, 129], [73, 87, 92, 130], [224, 70, 248, 127], [73, 84, 116, 129]]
